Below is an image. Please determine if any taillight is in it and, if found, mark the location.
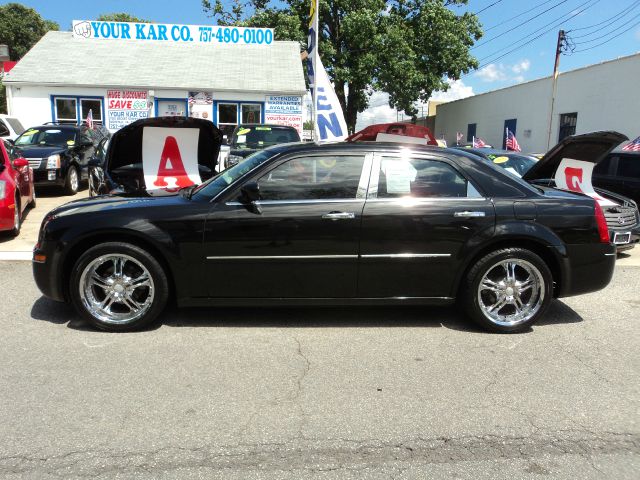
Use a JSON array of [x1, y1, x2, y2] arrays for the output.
[[594, 202, 610, 244]]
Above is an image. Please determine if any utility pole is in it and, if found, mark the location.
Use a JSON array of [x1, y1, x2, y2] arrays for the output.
[[546, 30, 565, 150]]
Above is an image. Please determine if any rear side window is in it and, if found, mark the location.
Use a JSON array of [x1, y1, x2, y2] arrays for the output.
[[374, 157, 480, 198], [5, 117, 25, 135], [617, 155, 640, 179]]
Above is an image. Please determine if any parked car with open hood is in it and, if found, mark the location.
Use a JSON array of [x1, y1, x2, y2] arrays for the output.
[[14, 123, 108, 195], [88, 116, 222, 197], [35, 141, 616, 333], [522, 131, 640, 251]]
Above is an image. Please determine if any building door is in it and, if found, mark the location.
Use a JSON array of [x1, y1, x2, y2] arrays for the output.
[[502, 119, 517, 149]]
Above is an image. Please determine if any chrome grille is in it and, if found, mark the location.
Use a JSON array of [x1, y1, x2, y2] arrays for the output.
[[604, 206, 638, 229], [26, 158, 43, 169]]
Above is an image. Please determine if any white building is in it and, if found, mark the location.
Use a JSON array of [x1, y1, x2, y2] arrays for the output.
[[3, 28, 306, 138], [435, 52, 640, 152]]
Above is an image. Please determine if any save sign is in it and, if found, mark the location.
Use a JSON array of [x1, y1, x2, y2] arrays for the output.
[[142, 127, 201, 196]]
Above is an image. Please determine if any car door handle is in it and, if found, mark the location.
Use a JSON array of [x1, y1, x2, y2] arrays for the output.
[[322, 212, 356, 220], [454, 211, 486, 218]]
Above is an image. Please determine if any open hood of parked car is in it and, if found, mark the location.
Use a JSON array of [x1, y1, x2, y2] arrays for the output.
[[104, 117, 223, 194], [522, 131, 628, 182]]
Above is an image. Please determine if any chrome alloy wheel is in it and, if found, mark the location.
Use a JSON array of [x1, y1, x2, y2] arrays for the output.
[[79, 254, 155, 325], [477, 258, 545, 327], [69, 168, 79, 192]]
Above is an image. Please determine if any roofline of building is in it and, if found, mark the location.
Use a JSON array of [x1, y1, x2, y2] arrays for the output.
[[3, 80, 306, 95], [442, 50, 640, 106]]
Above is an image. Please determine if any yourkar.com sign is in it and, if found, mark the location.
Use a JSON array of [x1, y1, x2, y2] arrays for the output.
[[72, 20, 274, 45]]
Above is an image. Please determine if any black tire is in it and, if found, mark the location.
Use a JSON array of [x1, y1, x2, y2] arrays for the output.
[[69, 242, 169, 332], [10, 196, 20, 237], [461, 248, 553, 333], [64, 165, 79, 195]]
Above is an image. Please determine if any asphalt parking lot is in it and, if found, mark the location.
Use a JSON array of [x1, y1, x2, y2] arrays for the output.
[[0, 257, 638, 479]]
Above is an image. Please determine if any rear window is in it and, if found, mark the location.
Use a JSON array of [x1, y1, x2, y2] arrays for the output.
[[5, 117, 25, 135]]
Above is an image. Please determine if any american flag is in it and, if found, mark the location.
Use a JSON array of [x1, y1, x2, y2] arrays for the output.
[[473, 136, 486, 148], [86, 109, 94, 129], [505, 128, 521, 152], [622, 135, 640, 152]]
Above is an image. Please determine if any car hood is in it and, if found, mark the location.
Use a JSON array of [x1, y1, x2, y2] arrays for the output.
[[50, 192, 186, 217], [105, 116, 223, 185], [14, 145, 66, 158], [522, 131, 628, 182]]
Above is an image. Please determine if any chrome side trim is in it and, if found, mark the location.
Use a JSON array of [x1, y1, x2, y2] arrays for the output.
[[364, 197, 489, 203], [604, 253, 617, 256], [206, 254, 358, 260], [226, 199, 365, 206], [361, 253, 451, 259]]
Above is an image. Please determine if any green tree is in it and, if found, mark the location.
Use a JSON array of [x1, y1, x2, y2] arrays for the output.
[[0, 3, 59, 113], [96, 13, 151, 23], [202, 0, 481, 132]]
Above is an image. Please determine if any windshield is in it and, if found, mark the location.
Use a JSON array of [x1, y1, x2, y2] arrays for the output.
[[192, 148, 280, 200], [15, 128, 76, 148], [231, 126, 300, 150]]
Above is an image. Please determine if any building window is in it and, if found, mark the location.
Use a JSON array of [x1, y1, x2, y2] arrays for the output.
[[217, 103, 238, 138], [156, 99, 187, 118], [242, 104, 261, 123], [55, 98, 78, 123], [80, 99, 103, 124], [466, 123, 476, 142], [558, 113, 577, 141]]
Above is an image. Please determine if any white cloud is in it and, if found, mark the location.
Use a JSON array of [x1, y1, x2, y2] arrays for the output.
[[355, 79, 474, 131], [475, 59, 531, 83]]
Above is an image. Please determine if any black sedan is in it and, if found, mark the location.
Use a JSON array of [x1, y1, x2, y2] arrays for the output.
[[33, 141, 615, 333]]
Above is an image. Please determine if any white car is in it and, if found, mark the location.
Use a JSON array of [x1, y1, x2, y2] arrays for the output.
[[0, 114, 26, 141]]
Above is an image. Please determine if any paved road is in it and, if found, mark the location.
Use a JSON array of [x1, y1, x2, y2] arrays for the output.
[[0, 261, 638, 479]]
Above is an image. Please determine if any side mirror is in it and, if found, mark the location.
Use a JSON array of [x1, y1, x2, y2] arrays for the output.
[[240, 181, 261, 214], [13, 157, 29, 168]]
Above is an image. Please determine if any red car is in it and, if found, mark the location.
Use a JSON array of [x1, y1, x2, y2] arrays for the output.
[[346, 122, 438, 145], [0, 139, 35, 236]]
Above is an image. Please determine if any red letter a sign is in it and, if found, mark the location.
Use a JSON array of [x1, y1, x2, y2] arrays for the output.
[[153, 136, 194, 189]]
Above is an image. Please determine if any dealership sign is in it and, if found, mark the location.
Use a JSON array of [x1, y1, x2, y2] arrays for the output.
[[107, 89, 149, 131], [73, 20, 274, 45], [265, 95, 303, 136]]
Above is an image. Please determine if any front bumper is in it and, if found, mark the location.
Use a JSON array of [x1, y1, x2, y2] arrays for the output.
[[32, 239, 67, 302], [33, 168, 65, 187]]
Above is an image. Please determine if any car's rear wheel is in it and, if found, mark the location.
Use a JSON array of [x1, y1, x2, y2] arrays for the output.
[[64, 165, 79, 195], [10, 195, 20, 236], [462, 248, 553, 333], [69, 242, 169, 332]]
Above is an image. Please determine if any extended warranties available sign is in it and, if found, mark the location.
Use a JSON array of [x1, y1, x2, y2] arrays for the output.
[[73, 20, 274, 46]]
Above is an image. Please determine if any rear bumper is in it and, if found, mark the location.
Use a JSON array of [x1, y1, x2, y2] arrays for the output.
[[558, 243, 616, 297], [0, 204, 15, 231]]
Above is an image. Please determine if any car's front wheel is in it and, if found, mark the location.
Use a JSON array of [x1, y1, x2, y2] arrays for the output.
[[462, 248, 553, 333], [69, 242, 169, 331], [64, 165, 79, 195]]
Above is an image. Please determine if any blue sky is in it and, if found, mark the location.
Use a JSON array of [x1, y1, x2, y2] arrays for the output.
[[3, 0, 639, 126]]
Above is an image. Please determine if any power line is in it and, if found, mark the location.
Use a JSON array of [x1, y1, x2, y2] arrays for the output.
[[472, 0, 569, 50], [475, 0, 600, 65], [482, 0, 557, 33], [475, 0, 504, 15], [469, 0, 601, 75], [573, 18, 640, 52], [573, 14, 640, 45], [569, 0, 640, 38]]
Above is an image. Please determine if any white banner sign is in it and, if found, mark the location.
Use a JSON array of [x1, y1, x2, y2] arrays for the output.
[[265, 95, 303, 136], [73, 20, 274, 45], [107, 89, 149, 131], [554, 158, 616, 207], [142, 127, 201, 196]]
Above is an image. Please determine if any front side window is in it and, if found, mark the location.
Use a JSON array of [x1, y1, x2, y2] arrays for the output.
[[257, 155, 366, 201], [55, 98, 77, 123], [374, 157, 479, 199]]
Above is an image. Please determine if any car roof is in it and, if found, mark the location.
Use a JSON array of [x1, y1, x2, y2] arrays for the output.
[[32, 124, 82, 131]]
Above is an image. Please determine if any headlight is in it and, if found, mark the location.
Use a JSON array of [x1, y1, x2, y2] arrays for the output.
[[228, 154, 243, 167], [46, 154, 61, 169], [0, 180, 5, 198]]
